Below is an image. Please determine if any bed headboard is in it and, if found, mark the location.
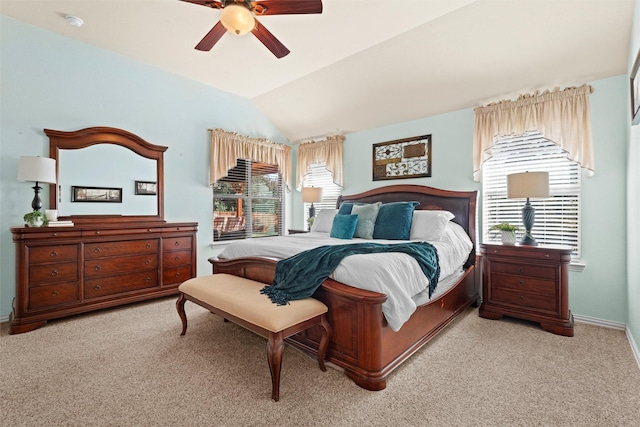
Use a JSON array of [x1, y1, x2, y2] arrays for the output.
[[337, 184, 477, 268]]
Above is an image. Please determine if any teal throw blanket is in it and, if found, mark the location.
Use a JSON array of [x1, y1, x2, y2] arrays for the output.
[[260, 242, 440, 305]]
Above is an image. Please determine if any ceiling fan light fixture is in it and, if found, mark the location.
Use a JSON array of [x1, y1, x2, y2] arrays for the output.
[[220, 4, 255, 36]]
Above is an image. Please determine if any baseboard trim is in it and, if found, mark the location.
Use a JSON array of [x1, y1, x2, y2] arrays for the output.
[[573, 314, 626, 330], [573, 314, 639, 370], [627, 327, 640, 370], [0, 315, 9, 324]]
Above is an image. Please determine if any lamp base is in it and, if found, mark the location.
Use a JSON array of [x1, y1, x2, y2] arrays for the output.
[[520, 233, 538, 246]]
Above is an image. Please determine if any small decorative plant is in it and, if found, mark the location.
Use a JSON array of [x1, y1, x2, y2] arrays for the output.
[[23, 210, 47, 227], [489, 223, 521, 232], [489, 223, 520, 245], [306, 216, 315, 230]]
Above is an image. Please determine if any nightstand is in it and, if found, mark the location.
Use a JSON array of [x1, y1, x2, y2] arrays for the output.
[[288, 229, 309, 234], [479, 243, 574, 337]]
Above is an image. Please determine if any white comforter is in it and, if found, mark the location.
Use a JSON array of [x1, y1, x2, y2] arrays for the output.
[[217, 223, 472, 331]]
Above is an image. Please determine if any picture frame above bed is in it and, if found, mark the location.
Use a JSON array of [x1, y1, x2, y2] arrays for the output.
[[373, 134, 432, 181]]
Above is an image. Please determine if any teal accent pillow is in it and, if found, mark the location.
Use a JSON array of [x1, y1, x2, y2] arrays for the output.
[[373, 201, 420, 240], [338, 202, 354, 215], [330, 214, 358, 239], [351, 202, 381, 239]]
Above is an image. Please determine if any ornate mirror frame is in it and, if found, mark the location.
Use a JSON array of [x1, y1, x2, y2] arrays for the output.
[[46, 127, 166, 224]]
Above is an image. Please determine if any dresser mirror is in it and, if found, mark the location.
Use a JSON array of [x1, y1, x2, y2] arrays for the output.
[[46, 127, 166, 223]]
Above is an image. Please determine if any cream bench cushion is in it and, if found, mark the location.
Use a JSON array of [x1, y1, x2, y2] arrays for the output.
[[178, 273, 327, 332]]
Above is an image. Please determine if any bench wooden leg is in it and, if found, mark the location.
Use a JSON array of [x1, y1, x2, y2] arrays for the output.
[[267, 331, 284, 402], [176, 293, 188, 336], [317, 314, 332, 372]]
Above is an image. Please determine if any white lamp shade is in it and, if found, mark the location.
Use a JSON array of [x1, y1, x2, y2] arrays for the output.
[[220, 4, 255, 35], [507, 171, 549, 199], [17, 156, 57, 184], [301, 186, 323, 203]]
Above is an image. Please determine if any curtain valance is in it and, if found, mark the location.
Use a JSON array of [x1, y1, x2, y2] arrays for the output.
[[473, 84, 595, 181], [209, 129, 292, 191], [297, 135, 344, 189]]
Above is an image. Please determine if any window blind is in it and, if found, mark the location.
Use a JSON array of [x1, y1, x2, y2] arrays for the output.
[[482, 132, 581, 259], [213, 159, 283, 241], [303, 162, 342, 226]]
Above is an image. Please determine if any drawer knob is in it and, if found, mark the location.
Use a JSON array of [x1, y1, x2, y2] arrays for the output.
[[519, 295, 525, 300], [545, 254, 550, 258], [175, 272, 181, 278], [145, 259, 151, 265], [95, 231, 100, 235], [94, 248, 101, 253], [94, 285, 101, 290], [95, 265, 102, 271], [518, 267, 525, 273], [53, 233, 58, 237], [518, 280, 525, 285], [147, 229, 151, 232], [51, 270, 58, 276], [50, 250, 58, 257], [52, 290, 59, 297], [174, 256, 180, 261], [174, 241, 180, 246], [145, 243, 151, 249], [145, 277, 151, 282]]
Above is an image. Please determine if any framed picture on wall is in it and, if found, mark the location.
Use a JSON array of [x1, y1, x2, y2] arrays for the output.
[[631, 49, 640, 126], [135, 181, 157, 195], [372, 134, 432, 181], [72, 186, 122, 203]]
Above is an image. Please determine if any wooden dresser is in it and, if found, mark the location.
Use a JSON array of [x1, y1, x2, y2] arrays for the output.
[[10, 222, 197, 334], [479, 243, 573, 337]]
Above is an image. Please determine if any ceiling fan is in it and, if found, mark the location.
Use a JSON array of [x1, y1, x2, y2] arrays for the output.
[[180, 0, 323, 58]]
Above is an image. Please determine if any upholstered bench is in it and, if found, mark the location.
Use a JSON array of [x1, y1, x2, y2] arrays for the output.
[[176, 273, 332, 401]]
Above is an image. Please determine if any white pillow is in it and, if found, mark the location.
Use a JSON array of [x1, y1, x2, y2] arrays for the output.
[[409, 210, 455, 241], [310, 209, 338, 233]]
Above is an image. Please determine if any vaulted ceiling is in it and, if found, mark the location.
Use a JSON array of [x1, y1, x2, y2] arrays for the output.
[[1, 0, 634, 142]]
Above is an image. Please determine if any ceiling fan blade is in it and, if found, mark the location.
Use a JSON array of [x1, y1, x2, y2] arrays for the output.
[[195, 21, 226, 51], [179, 0, 224, 9], [250, 0, 322, 15], [251, 19, 290, 58]]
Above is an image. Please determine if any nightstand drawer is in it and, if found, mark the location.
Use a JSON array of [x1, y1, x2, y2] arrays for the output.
[[492, 288, 557, 312], [491, 273, 556, 295], [491, 262, 555, 280]]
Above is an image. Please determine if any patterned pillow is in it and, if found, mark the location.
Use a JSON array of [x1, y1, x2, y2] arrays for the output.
[[330, 214, 358, 239], [351, 202, 381, 239], [373, 201, 420, 240]]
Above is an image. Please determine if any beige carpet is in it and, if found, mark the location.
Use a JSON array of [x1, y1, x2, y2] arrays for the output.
[[1, 298, 638, 427]]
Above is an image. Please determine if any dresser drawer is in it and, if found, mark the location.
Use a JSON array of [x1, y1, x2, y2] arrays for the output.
[[29, 262, 79, 286], [491, 262, 556, 280], [28, 282, 79, 310], [163, 237, 192, 252], [29, 245, 78, 264], [491, 288, 558, 313], [163, 265, 193, 286], [84, 271, 159, 299], [84, 239, 158, 259], [85, 254, 158, 278], [490, 272, 557, 295], [163, 249, 192, 268]]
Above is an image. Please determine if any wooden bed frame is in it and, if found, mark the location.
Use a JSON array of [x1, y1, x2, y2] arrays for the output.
[[209, 184, 478, 391]]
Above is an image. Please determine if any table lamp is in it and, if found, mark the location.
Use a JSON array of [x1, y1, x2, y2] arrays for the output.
[[507, 171, 549, 246], [17, 156, 57, 211], [301, 186, 323, 223]]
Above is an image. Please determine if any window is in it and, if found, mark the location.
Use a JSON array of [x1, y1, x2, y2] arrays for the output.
[[302, 163, 342, 226], [213, 159, 283, 241], [482, 132, 582, 260]]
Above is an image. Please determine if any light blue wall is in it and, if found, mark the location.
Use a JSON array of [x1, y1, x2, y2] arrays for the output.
[[337, 77, 629, 323], [627, 0, 640, 352], [0, 16, 289, 317]]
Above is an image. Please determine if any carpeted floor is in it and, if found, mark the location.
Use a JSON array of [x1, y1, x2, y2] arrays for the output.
[[1, 297, 638, 426]]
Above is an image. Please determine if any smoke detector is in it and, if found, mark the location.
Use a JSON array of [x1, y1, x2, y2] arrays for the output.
[[65, 15, 84, 27]]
